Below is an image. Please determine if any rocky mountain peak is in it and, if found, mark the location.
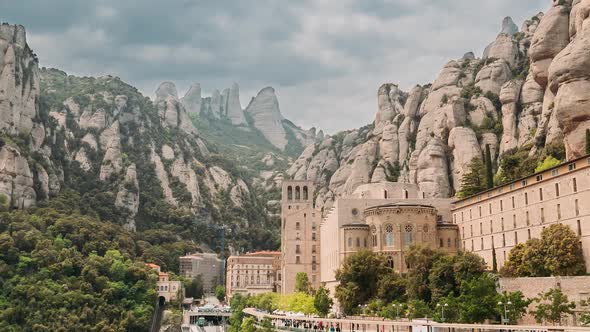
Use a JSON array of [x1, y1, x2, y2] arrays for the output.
[[181, 83, 202, 115], [155, 81, 178, 101], [501, 16, 519, 35], [244, 86, 287, 150], [227, 82, 247, 126]]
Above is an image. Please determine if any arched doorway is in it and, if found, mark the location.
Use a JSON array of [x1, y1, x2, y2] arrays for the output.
[[158, 296, 166, 306]]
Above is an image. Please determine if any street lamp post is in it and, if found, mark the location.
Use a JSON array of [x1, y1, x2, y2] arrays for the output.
[[436, 303, 448, 322], [498, 300, 512, 325]]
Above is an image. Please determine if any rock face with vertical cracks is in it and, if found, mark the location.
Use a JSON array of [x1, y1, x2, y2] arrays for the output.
[[549, 0, 590, 158]]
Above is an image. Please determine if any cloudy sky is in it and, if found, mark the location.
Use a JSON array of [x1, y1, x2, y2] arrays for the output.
[[3, 0, 548, 134]]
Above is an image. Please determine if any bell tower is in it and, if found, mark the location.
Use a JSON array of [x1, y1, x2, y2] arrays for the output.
[[280, 180, 320, 293]]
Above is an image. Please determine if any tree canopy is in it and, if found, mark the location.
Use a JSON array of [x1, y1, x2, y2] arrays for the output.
[[501, 224, 585, 277]]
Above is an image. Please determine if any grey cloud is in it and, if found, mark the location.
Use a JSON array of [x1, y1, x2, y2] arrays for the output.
[[2, 0, 548, 133]]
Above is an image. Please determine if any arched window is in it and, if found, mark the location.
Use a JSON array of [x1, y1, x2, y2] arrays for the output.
[[295, 186, 301, 200], [384, 190, 388, 199], [439, 239, 444, 248], [356, 237, 360, 247], [363, 237, 367, 247], [295, 222, 300, 230], [404, 190, 409, 199], [387, 256, 394, 269], [447, 238, 452, 247], [303, 186, 309, 200], [404, 224, 413, 247], [384, 224, 395, 247], [287, 186, 293, 200]]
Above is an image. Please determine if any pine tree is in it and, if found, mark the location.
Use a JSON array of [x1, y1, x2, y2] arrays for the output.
[[586, 129, 590, 155], [492, 246, 498, 273], [457, 157, 486, 198], [485, 144, 494, 189]]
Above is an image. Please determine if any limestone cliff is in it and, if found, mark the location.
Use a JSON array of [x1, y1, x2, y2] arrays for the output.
[[0, 23, 270, 238], [288, 6, 590, 210]]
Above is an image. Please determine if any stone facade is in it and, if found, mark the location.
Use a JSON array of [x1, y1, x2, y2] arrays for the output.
[[318, 182, 458, 299], [281, 180, 322, 294], [452, 155, 590, 271], [146, 263, 183, 303], [179, 253, 223, 293], [499, 276, 590, 326], [226, 251, 281, 299]]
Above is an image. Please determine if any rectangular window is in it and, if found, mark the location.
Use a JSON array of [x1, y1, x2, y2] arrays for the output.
[[462, 212, 464, 222], [489, 203, 492, 214], [510, 184, 515, 190], [470, 225, 473, 237], [501, 217, 504, 231], [312, 233, 317, 241], [573, 178, 578, 193], [522, 179, 528, 186], [525, 192, 528, 205], [578, 220, 582, 236], [480, 238, 484, 250], [555, 183, 560, 197], [296, 245, 301, 254], [500, 200, 503, 211], [490, 220, 493, 233], [479, 206, 482, 217], [539, 188, 543, 201], [557, 204, 561, 220], [528, 229, 531, 240], [511, 196, 515, 209], [536, 175, 543, 181], [502, 234, 506, 247], [296, 256, 301, 264], [470, 209, 472, 219], [526, 211, 530, 226], [552, 169, 559, 176], [480, 222, 483, 235], [513, 214, 517, 228], [576, 199, 580, 216], [471, 240, 474, 251], [569, 163, 577, 171], [541, 208, 545, 223], [515, 232, 518, 245]]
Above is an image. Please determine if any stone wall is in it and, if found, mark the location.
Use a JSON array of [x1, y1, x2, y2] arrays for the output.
[[499, 276, 590, 326]]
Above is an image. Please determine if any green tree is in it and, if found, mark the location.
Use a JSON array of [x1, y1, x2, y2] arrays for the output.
[[314, 285, 333, 317], [185, 275, 204, 299], [492, 246, 498, 273], [377, 272, 406, 303], [405, 245, 445, 302], [497, 291, 531, 324], [335, 250, 390, 314], [407, 299, 432, 319], [532, 288, 575, 325], [541, 224, 586, 276], [295, 272, 312, 294], [485, 144, 494, 189], [535, 156, 561, 173], [240, 317, 258, 332], [228, 293, 248, 332], [456, 273, 499, 323], [579, 298, 590, 326], [501, 224, 585, 277], [215, 285, 226, 303], [457, 157, 486, 198]]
